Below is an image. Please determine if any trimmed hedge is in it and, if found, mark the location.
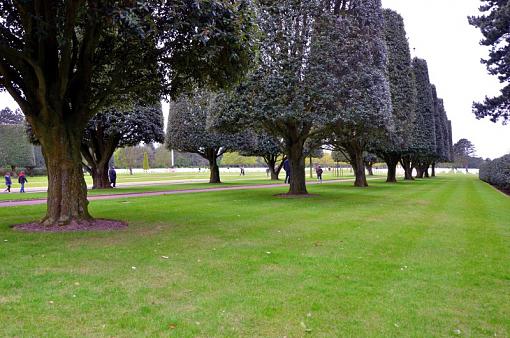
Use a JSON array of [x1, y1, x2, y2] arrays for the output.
[[479, 154, 510, 190]]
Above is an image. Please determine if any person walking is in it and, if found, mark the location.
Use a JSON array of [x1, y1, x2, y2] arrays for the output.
[[315, 164, 323, 183], [18, 171, 27, 193], [109, 166, 117, 188], [240, 166, 245, 176], [283, 159, 291, 184], [4, 172, 12, 192]]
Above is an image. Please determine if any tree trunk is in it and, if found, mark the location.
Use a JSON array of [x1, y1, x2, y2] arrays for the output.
[[264, 156, 279, 180], [351, 151, 368, 187], [366, 164, 374, 176], [90, 164, 111, 189], [415, 167, 424, 179], [431, 163, 436, 177], [400, 156, 414, 180], [385, 156, 399, 183], [38, 126, 91, 226], [424, 165, 430, 178], [288, 141, 307, 195], [208, 153, 221, 184], [309, 155, 313, 179]]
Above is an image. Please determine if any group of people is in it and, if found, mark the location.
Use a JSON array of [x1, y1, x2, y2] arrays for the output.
[[3, 171, 28, 193]]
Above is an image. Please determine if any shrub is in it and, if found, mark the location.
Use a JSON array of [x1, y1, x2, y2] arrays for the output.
[[479, 154, 510, 190]]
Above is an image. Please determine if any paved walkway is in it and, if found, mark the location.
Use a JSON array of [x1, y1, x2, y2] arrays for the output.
[[0, 178, 371, 208]]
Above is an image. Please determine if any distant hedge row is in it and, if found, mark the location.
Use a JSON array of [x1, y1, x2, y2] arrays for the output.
[[479, 154, 510, 190]]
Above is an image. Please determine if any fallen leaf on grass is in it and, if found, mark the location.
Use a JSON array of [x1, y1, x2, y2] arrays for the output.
[[161, 256, 169, 259], [168, 323, 177, 329]]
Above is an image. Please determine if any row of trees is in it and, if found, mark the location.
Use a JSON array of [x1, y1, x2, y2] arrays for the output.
[[167, 2, 453, 191]]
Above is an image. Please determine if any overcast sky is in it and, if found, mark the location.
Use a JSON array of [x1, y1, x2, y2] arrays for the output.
[[381, 0, 509, 159], [1, 0, 508, 159]]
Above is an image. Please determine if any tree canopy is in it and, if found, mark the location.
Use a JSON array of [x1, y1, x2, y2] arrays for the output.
[[82, 103, 165, 188], [0, 0, 256, 225], [469, 0, 510, 124], [166, 90, 242, 183]]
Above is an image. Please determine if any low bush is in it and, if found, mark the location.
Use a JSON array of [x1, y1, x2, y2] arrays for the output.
[[479, 154, 510, 190]]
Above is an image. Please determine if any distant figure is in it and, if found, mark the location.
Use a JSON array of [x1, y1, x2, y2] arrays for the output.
[[283, 159, 291, 184], [266, 168, 270, 177], [4, 172, 12, 192], [109, 166, 117, 188], [198, 167, 201, 172], [18, 171, 27, 193], [240, 166, 245, 176], [315, 165, 323, 183]]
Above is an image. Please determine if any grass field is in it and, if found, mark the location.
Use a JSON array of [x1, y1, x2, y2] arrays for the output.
[[0, 171, 356, 202], [9, 169, 353, 188], [0, 175, 508, 336]]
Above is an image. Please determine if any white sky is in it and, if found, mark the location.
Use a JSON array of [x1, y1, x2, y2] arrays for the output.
[[381, 0, 509, 159], [1, 0, 508, 159]]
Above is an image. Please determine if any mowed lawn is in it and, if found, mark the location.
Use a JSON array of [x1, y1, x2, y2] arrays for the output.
[[0, 175, 508, 336]]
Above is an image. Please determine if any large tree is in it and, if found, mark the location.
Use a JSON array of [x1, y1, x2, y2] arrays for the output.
[[453, 138, 476, 171], [407, 58, 437, 179], [216, 0, 391, 193], [0, 1, 255, 226], [166, 90, 241, 184], [82, 104, 164, 189], [375, 9, 417, 183], [323, 0, 393, 187], [469, 1, 510, 124], [239, 132, 286, 180]]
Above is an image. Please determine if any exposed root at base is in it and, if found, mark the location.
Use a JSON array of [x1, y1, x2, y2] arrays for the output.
[[12, 219, 128, 233]]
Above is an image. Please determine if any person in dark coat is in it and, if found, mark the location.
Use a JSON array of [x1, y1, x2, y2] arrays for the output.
[[18, 171, 28, 193], [315, 165, 323, 183], [108, 166, 117, 188], [283, 159, 291, 184], [4, 172, 12, 192]]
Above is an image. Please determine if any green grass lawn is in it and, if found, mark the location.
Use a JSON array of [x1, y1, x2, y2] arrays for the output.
[[0, 175, 508, 336]]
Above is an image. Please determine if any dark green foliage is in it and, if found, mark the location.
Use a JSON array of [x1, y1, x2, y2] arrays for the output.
[[379, 9, 417, 154], [82, 104, 165, 188], [0, 107, 23, 125], [166, 90, 242, 183], [0, 125, 35, 169], [469, 1, 510, 123], [410, 58, 437, 158], [479, 154, 510, 189]]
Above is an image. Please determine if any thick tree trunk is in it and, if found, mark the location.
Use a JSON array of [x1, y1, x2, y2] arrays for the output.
[[288, 141, 307, 195], [400, 156, 414, 180], [366, 164, 374, 176], [424, 165, 430, 178], [385, 156, 399, 183], [415, 167, 424, 179], [264, 156, 279, 180], [39, 126, 91, 226], [351, 151, 368, 187], [90, 164, 111, 189], [431, 163, 436, 177], [208, 153, 221, 184]]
